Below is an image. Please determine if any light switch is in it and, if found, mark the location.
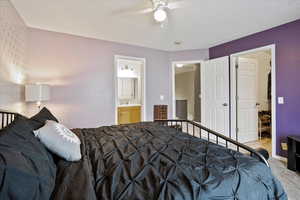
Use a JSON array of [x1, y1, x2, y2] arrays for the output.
[[160, 95, 164, 101], [278, 97, 284, 104]]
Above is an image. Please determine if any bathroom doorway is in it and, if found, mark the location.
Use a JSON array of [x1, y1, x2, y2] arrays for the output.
[[114, 56, 146, 125]]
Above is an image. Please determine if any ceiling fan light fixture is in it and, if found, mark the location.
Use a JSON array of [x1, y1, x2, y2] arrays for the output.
[[154, 8, 167, 22]]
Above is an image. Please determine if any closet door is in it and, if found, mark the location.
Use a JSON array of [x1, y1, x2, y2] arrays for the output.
[[201, 57, 230, 138], [237, 58, 258, 142]]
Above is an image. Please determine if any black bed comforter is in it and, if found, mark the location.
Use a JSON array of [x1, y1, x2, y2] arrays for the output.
[[52, 122, 287, 200]]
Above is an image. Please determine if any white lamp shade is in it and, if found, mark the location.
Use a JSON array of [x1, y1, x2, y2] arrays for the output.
[[25, 84, 50, 102]]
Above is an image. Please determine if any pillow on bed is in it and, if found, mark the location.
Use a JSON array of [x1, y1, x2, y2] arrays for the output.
[[33, 120, 82, 162], [0, 116, 57, 200], [29, 107, 59, 130]]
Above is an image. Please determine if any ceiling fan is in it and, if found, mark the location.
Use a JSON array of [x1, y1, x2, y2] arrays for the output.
[[151, 0, 184, 22], [114, 0, 185, 24]]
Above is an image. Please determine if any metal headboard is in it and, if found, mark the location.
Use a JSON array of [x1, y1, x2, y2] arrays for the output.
[[0, 110, 19, 130], [155, 119, 269, 167]]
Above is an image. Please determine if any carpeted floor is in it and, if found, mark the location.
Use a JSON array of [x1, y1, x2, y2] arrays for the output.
[[269, 158, 300, 200], [245, 137, 272, 155]]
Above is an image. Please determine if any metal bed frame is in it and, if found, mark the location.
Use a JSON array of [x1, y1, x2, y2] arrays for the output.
[[0, 110, 19, 130], [155, 119, 269, 167], [0, 110, 268, 167]]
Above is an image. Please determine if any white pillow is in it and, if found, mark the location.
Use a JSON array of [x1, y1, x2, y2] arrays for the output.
[[33, 120, 82, 161]]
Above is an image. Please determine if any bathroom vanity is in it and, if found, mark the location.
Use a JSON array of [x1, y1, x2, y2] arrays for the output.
[[118, 105, 141, 125]]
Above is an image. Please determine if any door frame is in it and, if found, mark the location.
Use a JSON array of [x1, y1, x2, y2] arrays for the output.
[[114, 55, 146, 125], [171, 60, 203, 119], [230, 44, 277, 158]]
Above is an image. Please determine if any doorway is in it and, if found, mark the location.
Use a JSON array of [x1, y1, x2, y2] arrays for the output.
[[231, 45, 276, 157], [114, 55, 146, 125], [172, 61, 201, 122]]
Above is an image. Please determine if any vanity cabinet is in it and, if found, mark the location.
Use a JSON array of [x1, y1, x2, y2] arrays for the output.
[[118, 106, 141, 125]]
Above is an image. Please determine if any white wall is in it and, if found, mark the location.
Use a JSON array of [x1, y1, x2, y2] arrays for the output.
[[0, 3, 210, 126], [25, 28, 209, 128], [0, 0, 27, 114], [25, 28, 173, 128]]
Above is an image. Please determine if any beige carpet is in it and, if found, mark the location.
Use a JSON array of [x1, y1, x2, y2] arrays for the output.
[[269, 158, 300, 200], [245, 137, 272, 155]]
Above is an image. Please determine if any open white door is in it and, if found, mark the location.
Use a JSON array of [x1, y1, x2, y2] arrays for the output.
[[237, 58, 258, 143], [201, 57, 230, 138]]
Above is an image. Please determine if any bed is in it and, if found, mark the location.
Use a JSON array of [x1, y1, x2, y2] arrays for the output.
[[0, 109, 287, 200]]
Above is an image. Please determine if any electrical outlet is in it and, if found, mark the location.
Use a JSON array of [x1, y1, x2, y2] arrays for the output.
[[160, 95, 164, 101]]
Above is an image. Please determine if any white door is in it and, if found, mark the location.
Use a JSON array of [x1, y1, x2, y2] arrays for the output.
[[237, 58, 258, 143], [201, 57, 230, 138]]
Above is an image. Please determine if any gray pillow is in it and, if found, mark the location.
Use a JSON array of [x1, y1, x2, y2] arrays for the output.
[[33, 120, 82, 162]]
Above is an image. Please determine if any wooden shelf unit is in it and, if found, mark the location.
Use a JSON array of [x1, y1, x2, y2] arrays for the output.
[[154, 105, 168, 120], [287, 136, 300, 172]]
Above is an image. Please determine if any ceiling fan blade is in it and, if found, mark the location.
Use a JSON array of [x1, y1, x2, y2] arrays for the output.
[[167, 1, 186, 10], [137, 8, 154, 14], [112, 8, 152, 16], [111, 0, 153, 16]]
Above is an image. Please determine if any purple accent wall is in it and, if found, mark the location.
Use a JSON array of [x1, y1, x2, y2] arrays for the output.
[[209, 19, 300, 157]]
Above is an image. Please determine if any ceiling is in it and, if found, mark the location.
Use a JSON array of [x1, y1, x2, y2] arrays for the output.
[[11, 0, 300, 51]]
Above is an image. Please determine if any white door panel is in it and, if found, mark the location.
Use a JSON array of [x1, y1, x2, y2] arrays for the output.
[[237, 58, 258, 142], [216, 108, 227, 133], [239, 76, 256, 99], [201, 57, 230, 138]]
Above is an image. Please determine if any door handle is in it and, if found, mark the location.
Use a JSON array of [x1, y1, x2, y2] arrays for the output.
[[222, 103, 228, 107]]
